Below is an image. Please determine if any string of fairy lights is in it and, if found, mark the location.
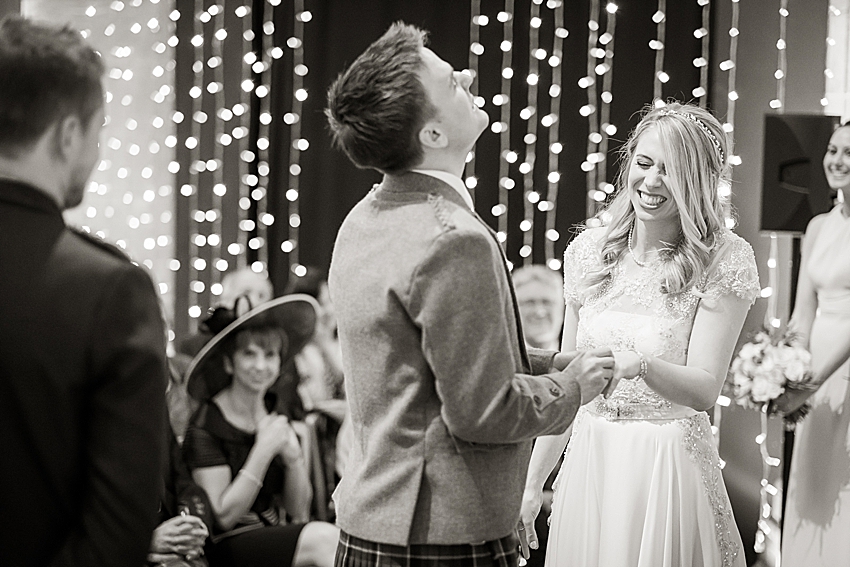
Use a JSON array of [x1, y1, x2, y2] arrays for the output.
[[750, 0, 790, 557], [579, 2, 617, 220], [826, 1, 850, 121], [582, 0, 601, 219], [543, 2, 566, 271], [519, 0, 542, 263], [172, 0, 310, 333], [286, 0, 310, 278], [693, 0, 710, 105], [56, 0, 177, 332], [57, 1, 736, 336], [712, 0, 743, 456], [495, 1, 515, 252], [652, 0, 667, 102], [254, 0, 272, 271], [465, 0, 483, 196]]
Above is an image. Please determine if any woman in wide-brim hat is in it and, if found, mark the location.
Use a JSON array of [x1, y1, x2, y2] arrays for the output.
[[181, 294, 338, 567]]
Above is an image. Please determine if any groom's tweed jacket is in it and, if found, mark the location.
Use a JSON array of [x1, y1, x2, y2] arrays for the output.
[[328, 172, 583, 546]]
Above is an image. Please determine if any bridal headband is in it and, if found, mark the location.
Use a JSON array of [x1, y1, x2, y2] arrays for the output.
[[658, 108, 725, 165]]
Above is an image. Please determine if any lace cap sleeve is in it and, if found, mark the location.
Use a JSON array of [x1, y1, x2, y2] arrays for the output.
[[702, 231, 760, 305], [562, 227, 604, 304]]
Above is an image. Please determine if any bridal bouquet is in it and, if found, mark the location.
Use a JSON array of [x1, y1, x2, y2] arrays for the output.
[[727, 328, 815, 423]]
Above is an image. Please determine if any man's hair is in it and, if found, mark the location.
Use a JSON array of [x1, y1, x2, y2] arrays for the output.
[[512, 265, 564, 297], [0, 16, 104, 156], [325, 22, 436, 175]]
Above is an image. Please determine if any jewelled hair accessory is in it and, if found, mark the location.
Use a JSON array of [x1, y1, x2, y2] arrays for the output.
[[658, 108, 725, 164]]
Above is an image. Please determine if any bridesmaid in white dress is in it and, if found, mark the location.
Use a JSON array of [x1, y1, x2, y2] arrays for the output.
[[777, 123, 850, 566], [519, 102, 759, 567]]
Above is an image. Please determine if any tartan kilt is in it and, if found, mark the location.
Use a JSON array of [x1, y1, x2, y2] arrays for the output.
[[335, 530, 519, 567]]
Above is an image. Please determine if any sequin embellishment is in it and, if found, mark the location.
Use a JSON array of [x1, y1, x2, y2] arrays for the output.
[[677, 414, 741, 567]]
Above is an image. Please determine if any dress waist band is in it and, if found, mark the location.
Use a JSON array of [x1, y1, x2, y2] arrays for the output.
[[590, 396, 699, 421]]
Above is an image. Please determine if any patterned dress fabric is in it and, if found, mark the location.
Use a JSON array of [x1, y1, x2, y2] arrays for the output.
[[782, 205, 850, 566], [546, 227, 759, 567]]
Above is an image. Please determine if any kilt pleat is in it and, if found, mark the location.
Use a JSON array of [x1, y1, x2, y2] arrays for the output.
[[334, 530, 519, 567]]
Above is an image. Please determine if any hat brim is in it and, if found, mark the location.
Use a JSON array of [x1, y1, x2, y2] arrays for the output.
[[186, 294, 319, 401]]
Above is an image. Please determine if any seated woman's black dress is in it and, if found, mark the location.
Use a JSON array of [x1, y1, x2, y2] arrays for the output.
[[183, 401, 305, 567]]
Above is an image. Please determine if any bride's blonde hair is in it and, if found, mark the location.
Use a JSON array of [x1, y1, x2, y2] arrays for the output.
[[585, 101, 732, 294]]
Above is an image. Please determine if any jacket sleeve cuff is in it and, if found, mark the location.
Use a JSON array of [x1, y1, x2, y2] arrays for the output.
[[527, 347, 557, 375]]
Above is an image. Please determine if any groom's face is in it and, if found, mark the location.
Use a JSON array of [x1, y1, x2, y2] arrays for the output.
[[417, 47, 488, 154]]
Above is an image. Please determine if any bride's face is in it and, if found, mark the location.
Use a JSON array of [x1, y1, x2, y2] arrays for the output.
[[627, 126, 680, 227], [823, 126, 850, 191]]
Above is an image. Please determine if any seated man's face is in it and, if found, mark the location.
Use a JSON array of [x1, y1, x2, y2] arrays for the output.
[[516, 281, 564, 350]]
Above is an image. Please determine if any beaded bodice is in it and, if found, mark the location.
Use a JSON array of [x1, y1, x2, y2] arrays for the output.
[[563, 227, 760, 420]]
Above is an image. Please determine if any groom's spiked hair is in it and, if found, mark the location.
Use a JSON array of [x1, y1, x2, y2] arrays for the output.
[[325, 22, 436, 175]]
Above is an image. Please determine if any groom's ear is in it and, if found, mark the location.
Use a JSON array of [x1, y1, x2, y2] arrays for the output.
[[418, 123, 448, 150]]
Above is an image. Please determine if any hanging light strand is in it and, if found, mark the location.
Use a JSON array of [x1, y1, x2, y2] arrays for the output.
[[210, 4, 225, 290], [722, 0, 741, 166], [652, 0, 667, 102], [187, 0, 203, 324], [771, 0, 789, 110], [287, 0, 309, 277], [544, 0, 565, 270], [520, 0, 542, 264], [752, 234, 782, 555], [594, 2, 617, 214], [822, 3, 846, 117], [712, 0, 744, 509], [237, 4, 252, 267], [753, 3, 789, 554], [251, 0, 274, 271], [582, 0, 600, 220], [465, 0, 483, 194], [495, 1, 514, 247], [693, 0, 710, 104]]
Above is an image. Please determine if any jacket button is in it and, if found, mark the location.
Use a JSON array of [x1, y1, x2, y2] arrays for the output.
[[550, 387, 561, 396]]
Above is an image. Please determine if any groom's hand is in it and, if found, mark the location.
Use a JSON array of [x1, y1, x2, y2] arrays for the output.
[[519, 488, 543, 559], [551, 350, 579, 371], [559, 348, 615, 405]]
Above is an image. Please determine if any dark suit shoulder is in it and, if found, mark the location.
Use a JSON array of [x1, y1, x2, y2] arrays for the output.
[[66, 226, 133, 264]]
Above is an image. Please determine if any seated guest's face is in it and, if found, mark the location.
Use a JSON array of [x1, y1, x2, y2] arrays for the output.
[[416, 47, 488, 154], [516, 281, 564, 350], [224, 329, 285, 393]]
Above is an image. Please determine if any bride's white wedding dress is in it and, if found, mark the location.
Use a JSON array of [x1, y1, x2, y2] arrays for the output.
[[545, 227, 758, 567]]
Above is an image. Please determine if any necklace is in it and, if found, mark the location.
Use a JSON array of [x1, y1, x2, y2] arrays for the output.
[[628, 225, 650, 267]]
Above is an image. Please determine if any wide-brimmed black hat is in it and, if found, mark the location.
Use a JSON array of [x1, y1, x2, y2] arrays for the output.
[[186, 294, 319, 401]]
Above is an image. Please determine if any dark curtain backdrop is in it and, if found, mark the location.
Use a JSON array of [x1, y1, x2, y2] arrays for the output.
[[267, 0, 704, 293], [173, 0, 704, 332]]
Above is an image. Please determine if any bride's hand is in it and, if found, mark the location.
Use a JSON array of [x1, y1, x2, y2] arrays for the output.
[[604, 351, 641, 398], [519, 488, 543, 556]]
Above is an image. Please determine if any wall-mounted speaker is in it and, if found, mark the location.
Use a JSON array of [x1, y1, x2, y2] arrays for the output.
[[761, 114, 840, 233]]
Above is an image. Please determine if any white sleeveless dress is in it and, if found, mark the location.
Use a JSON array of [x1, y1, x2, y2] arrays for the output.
[[782, 205, 850, 566], [545, 227, 759, 567]]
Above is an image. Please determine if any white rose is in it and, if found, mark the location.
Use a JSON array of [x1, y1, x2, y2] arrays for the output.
[[751, 375, 783, 403], [758, 352, 780, 382], [772, 345, 811, 383], [738, 342, 763, 362], [741, 358, 760, 377]]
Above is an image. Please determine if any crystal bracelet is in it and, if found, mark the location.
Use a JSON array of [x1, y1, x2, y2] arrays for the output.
[[633, 351, 648, 381]]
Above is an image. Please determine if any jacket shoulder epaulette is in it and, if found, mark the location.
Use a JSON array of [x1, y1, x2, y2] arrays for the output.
[[68, 226, 133, 263]]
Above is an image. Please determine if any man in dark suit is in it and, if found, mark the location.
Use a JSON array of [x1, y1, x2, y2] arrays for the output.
[[325, 23, 614, 566], [0, 16, 168, 566]]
